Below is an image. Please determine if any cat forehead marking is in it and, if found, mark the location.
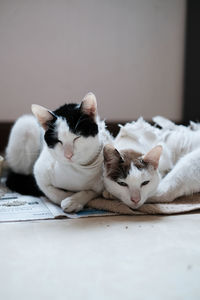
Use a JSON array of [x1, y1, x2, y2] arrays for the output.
[[121, 149, 148, 171], [107, 149, 148, 181], [57, 119, 79, 143]]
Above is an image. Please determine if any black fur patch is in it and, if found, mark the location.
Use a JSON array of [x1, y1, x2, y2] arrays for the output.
[[6, 171, 44, 197], [44, 103, 98, 148]]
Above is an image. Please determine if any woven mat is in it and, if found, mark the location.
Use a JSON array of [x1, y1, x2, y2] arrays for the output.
[[1, 179, 200, 215], [88, 193, 200, 215]]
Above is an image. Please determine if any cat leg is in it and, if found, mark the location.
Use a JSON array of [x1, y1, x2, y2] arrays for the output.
[[61, 190, 98, 212], [34, 150, 74, 205], [42, 184, 74, 205], [149, 149, 200, 203]]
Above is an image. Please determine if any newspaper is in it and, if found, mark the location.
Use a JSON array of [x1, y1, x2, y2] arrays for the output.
[[0, 193, 116, 222]]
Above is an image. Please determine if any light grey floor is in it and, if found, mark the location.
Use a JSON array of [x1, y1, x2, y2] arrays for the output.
[[0, 214, 200, 300]]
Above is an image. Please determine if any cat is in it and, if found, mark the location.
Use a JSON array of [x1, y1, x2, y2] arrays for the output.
[[103, 117, 200, 209], [103, 133, 163, 209], [6, 92, 112, 212]]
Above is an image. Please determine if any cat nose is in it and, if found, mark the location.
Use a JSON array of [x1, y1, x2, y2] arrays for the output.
[[64, 144, 74, 160], [65, 152, 73, 159], [131, 197, 140, 204], [130, 190, 141, 204]]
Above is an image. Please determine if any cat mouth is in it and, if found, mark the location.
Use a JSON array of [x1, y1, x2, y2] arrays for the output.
[[129, 199, 142, 209]]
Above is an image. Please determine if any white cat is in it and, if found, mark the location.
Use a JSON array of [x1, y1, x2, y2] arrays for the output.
[[103, 117, 200, 209], [6, 92, 112, 212]]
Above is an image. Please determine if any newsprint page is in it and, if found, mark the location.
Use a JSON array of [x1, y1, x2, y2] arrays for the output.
[[0, 192, 115, 222]]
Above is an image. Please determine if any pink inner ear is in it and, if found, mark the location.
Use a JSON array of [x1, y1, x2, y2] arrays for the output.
[[104, 145, 121, 163], [81, 93, 97, 118], [143, 145, 162, 169], [31, 104, 54, 130]]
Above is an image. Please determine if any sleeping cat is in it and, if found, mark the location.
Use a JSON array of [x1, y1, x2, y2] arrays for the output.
[[103, 144, 162, 209], [6, 92, 112, 212], [103, 117, 200, 209]]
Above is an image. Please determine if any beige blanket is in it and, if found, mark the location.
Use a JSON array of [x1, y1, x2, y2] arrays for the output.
[[88, 194, 200, 215]]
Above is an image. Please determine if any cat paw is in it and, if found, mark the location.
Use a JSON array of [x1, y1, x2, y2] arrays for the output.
[[61, 198, 84, 213]]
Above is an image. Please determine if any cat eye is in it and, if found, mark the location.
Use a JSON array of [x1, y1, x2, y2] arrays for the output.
[[57, 139, 63, 145], [141, 180, 150, 187], [117, 181, 128, 187], [73, 136, 81, 142]]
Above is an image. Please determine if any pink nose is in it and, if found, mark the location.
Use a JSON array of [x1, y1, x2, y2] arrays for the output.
[[65, 153, 73, 159], [131, 197, 140, 204], [64, 144, 74, 160], [64, 150, 73, 160]]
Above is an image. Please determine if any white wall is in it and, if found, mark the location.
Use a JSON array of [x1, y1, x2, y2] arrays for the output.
[[0, 0, 186, 122]]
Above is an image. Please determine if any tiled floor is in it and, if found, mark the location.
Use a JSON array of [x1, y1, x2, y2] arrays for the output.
[[0, 214, 200, 300]]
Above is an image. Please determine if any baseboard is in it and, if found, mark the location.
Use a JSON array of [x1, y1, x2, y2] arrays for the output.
[[0, 122, 13, 153], [0, 121, 126, 152], [0, 119, 185, 153]]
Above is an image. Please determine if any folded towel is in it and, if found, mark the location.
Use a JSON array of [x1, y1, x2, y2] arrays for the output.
[[88, 193, 200, 215]]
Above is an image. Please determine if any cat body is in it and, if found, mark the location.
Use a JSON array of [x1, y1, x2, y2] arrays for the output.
[[6, 93, 112, 212], [37, 147, 103, 193], [103, 117, 200, 209], [150, 118, 200, 203]]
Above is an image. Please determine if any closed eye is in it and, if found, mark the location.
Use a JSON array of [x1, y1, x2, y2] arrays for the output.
[[57, 139, 63, 145], [141, 180, 150, 187], [73, 136, 81, 143], [117, 181, 128, 187]]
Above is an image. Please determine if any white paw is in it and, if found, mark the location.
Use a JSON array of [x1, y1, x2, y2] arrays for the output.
[[61, 197, 84, 213]]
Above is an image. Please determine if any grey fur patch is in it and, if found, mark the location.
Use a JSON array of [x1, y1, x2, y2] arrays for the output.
[[104, 147, 148, 181]]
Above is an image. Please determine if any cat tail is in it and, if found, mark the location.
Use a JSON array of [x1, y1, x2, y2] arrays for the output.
[[6, 171, 44, 196], [5, 114, 43, 196], [153, 116, 176, 130], [6, 115, 42, 175]]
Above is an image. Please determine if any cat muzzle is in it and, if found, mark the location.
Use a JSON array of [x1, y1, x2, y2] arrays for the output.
[[130, 191, 141, 204], [64, 144, 74, 160], [131, 197, 140, 204]]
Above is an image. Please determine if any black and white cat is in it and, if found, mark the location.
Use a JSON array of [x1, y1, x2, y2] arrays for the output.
[[6, 92, 112, 212]]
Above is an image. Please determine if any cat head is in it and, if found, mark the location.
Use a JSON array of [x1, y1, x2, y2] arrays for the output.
[[103, 144, 162, 208], [32, 92, 101, 165]]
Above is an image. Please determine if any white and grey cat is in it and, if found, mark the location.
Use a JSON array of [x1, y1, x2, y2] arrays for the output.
[[6, 92, 112, 212], [103, 117, 200, 209]]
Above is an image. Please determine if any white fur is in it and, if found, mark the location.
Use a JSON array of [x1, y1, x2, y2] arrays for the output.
[[115, 118, 173, 175], [6, 115, 42, 174], [149, 122, 200, 202], [34, 115, 110, 211], [6, 94, 113, 212], [104, 163, 160, 209], [104, 117, 200, 208], [103, 118, 164, 209]]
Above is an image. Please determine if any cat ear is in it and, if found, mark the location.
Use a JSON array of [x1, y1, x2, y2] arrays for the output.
[[103, 144, 123, 168], [31, 104, 56, 130], [81, 92, 97, 119], [143, 145, 162, 169]]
